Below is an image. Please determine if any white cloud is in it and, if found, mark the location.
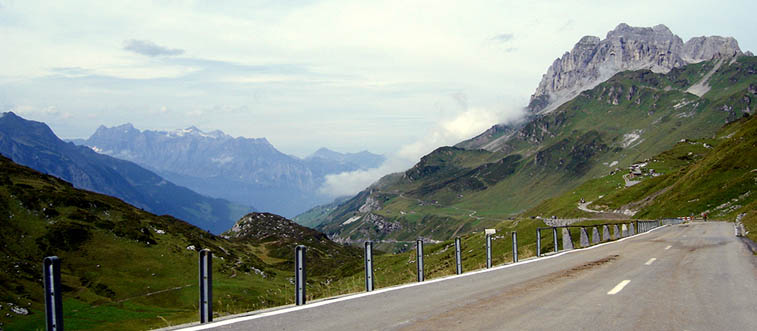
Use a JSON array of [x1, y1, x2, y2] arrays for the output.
[[123, 39, 185, 57], [318, 105, 524, 197], [491, 33, 514, 43]]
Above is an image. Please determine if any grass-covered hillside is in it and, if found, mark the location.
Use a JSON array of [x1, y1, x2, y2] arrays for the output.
[[529, 112, 757, 242], [0, 155, 362, 330], [309, 56, 756, 244]]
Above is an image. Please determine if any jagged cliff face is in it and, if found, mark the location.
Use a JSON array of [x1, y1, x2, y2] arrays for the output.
[[528, 23, 743, 114]]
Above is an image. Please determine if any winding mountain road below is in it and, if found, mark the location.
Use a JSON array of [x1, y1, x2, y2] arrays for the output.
[[177, 222, 757, 331]]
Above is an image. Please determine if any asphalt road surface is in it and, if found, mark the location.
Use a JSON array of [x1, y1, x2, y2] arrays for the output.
[[178, 222, 757, 331]]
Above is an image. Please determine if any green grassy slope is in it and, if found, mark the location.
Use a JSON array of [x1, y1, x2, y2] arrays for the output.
[[635, 116, 757, 219], [529, 111, 757, 231], [0, 156, 362, 330]]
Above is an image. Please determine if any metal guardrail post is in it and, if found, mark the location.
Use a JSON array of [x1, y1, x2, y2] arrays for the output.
[[553, 227, 559, 253], [536, 229, 541, 257], [416, 239, 424, 282], [295, 245, 307, 305], [364, 242, 374, 292], [579, 227, 590, 247], [44, 256, 63, 331], [562, 228, 574, 250], [455, 237, 462, 275], [512, 232, 518, 262], [199, 249, 213, 323], [602, 225, 610, 242], [486, 234, 492, 268]]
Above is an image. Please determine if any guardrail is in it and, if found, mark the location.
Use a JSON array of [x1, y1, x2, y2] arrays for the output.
[[661, 218, 686, 225], [40, 218, 675, 328], [536, 220, 663, 257]]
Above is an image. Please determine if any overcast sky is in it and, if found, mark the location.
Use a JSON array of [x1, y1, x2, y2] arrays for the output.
[[2, 0, 755, 193]]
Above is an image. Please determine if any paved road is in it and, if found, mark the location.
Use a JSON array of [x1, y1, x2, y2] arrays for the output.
[[180, 222, 757, 331]]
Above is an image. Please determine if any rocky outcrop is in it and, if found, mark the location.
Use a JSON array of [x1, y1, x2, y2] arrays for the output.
[[224, 212, 329, 243], [528, 23, 743, 114], [365, 213, 401, 233], [358, 193, 382, 213]]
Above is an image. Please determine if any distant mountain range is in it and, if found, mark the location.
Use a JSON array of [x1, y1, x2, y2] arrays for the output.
[[75, 124, 385, 217], [0, 112, 250, 233]]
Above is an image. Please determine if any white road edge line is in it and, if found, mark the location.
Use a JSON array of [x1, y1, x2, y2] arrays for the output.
[[644, 258, 656, 265], [665, 245, 672, 250], [175, 225, 669, 331], [607, 280, 631, 295]]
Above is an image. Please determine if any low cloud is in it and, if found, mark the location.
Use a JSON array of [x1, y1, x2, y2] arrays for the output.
[[50, 67, 90, 77], [558, 19, 575, 32], [123, 39, 185, 57], [10, 104, 73, 120], [491, 33, 514, 43], [318, 106, 525, 198]]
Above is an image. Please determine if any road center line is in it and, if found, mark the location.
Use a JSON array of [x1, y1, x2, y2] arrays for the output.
[[665, 245, 672, 250], [607, 280, 631, 295], [644, 258, 657, 265]]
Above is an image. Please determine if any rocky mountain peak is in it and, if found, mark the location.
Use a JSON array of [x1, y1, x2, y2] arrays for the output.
[[577, 35, 600, 46], [683, 36, 742, 62], [528, 23, 743, 114], [167, 126, 231, 140], [310, 147, 341, 159], [605, 23, 675, 39], [0, 111, 63, 147]]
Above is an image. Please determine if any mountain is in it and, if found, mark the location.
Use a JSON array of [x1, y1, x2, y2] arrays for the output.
[[304, 25, 755, 244], [0, 112, 250, 233], [79, 125, 385, 218], [461, 23, 745, 152], [529, 23, 743, 114], [0, 155, 361, 329]]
